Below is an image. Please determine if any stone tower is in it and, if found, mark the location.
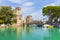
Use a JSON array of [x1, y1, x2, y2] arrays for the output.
[[13, 7, 22, 26], [26, 16, 32, 23]]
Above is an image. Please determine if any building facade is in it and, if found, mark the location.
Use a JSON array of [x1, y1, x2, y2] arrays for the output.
[[13, 7, 22, 26], [26, 16, 32, 24]]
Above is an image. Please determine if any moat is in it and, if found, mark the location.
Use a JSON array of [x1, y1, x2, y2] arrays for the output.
[[0, 26, 60, 40]]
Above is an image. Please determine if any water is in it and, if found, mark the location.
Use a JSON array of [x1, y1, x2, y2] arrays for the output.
[[0, 26, 60, 40]]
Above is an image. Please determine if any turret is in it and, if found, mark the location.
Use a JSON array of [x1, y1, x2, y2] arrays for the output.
[[14, 7, 21, 15], [13, 7, 22, 26]]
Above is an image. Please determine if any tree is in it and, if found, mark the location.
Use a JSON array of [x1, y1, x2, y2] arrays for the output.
[[42, 6, 60, 23], [0, 6, 16, 25]]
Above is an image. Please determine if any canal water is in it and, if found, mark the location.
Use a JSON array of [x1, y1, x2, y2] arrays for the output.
[[0, 26, 60, 40]]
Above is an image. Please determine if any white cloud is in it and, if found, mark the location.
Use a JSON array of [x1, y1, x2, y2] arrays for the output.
[[9, 0, 22, 4], [44, 1, 60, 7], [0, 0, 5, 3], [44, 3, 57, 7], [21, 1, 35, 12], [22, 2, 34, 7], [20, 1, 35, 16], [21, 7, 35, 13], [29, 10, 44, 20]]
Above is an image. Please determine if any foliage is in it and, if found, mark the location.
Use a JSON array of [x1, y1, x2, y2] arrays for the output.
[[0, 20, 4, 24], [42, 6, 60, 23], [0, 6, 16, 25]]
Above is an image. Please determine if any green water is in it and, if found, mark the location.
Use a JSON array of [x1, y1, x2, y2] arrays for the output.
[[0, 26, 60, 40]]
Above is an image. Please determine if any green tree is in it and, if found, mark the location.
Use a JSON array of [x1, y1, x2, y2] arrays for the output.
[[0, 6, 16, 25], [42, 6, 60, 23]]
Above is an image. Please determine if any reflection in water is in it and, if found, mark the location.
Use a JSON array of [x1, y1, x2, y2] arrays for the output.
[[16, 27, 22, 40], [44, 28, 60, 40], [0, 27, 60, 40], [0, 27, 17, 40]]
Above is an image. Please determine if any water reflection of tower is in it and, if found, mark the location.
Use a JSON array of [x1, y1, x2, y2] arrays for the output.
[[13, 7, 22, 26], [16, 27, 22, 40], [23, 26, 32, 33]]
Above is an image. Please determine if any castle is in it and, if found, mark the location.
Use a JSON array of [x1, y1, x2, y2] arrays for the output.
[[13, 7, 22, 26], [12, 7, 32, 27]]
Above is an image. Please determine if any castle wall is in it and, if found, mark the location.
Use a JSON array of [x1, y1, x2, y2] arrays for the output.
[[12, 7, 22, 27]]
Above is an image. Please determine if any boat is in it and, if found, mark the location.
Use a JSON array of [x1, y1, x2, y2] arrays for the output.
[[43, 24, 54, 28], [58, 25, 60, 28], [37, 24, 43, 27], [48, 25, 54, 28]]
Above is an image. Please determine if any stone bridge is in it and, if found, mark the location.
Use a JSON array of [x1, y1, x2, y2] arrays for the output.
[[26, 21, 44, 27]]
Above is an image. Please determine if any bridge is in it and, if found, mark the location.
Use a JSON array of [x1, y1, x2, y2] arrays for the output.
[[26, 21, 44, 27]]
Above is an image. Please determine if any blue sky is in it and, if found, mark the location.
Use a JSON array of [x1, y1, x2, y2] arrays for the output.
[[0, 0, 60, 21]]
